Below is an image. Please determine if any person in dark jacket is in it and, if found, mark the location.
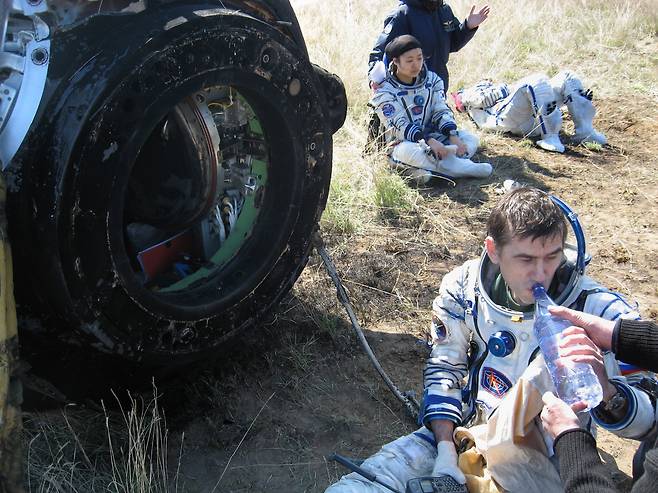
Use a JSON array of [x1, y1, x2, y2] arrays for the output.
[[540, 306, 658, 493], [368, 1, 490, 92]]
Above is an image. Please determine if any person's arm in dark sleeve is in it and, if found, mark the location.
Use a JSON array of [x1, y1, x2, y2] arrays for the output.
[[444, 6, 477, 53], [368, 10, 409, 74], [613, 319, 658, 372], [552, 429, 616, 493], [631, 441, 658, 492]]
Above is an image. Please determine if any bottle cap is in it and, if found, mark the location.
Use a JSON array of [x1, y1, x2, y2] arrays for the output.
[[532, 283, 546, 300]]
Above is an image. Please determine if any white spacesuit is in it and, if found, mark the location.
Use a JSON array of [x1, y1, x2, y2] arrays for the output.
[[370, 66, 492, 184], [454, 71, 607, 153], [325, 203, 655, 493]]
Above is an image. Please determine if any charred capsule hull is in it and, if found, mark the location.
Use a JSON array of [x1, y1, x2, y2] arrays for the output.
[[6, 2, 346, 363]]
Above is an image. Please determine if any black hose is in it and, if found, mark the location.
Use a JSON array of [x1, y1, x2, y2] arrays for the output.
[[312, 230, 420, 422]]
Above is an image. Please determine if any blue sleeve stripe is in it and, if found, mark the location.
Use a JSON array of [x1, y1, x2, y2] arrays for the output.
[[423, 410, 462, 425], [424, 378, 459, 387], [425, 367, 463, 377], [591, 382, 637, 431], [423, 394, 462, 408], [425, 370, 463, 382], [437, 306, 465, 321], [404, 124, 422, 142], [598, 294, 638, 319], [425, 364, 468, 372], [413, 431, 437, 448]]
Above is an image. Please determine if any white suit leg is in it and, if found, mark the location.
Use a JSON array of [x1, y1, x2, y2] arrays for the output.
[[523, 77, 564, 153], [437, 133, 492, 179], [536, 102, 565, 153], [389, 141, 436, 185], [437, 154, 492, 179], [457, 130, 480, 158], [550, 71, 607, 145], [496, 76, 565, 153], [437, 131, 492, 179], [325, 429, 436, 493]]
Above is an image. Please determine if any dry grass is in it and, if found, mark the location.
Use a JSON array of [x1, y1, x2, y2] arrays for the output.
[[24, 386, 179, 493]]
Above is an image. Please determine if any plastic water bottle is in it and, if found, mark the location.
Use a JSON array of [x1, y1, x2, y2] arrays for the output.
[[532, 283, 603, 410]]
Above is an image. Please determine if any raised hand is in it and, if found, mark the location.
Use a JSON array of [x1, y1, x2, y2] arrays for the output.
[[466, 5, 490, 29]]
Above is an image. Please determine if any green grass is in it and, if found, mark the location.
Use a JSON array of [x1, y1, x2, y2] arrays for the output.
[[583, 141, 604, 152], [374, 171, 421, 220]]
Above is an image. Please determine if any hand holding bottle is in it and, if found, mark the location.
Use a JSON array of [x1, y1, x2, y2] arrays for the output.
[[540, 391, 588, 439], [557, 326, 618, 401], [548, 305, 615, 351], [532, 284, 603, 410]]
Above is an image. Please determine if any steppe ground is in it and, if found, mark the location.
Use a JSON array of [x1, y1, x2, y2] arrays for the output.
[[22, 0, 658, 492]]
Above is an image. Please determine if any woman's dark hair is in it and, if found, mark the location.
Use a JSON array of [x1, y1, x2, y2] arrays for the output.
[[384, 35, 422, 61]]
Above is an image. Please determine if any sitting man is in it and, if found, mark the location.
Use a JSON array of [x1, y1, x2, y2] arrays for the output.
[[452, 71, 607, 153], [326, 187, 655, 492], [370, 35, 492, 184]]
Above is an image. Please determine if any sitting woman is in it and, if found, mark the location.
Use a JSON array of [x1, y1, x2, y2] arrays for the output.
[[370, 35, 492, 184]]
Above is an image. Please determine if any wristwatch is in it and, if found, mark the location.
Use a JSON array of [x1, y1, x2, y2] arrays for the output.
[[602, 388, 627, 414]]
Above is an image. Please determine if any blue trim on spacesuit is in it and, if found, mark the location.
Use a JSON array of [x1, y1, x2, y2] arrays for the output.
[[527, 85, 547, 134], [424, 394, 462, 408], [439, 120, 457, 136], [405, 123, 423, 142], [591, 382, 637, 431], [437, 306, 465, 321], [598, 295, 639, 320], [413, 431, 437, 448], [422, 391, 463, 425]]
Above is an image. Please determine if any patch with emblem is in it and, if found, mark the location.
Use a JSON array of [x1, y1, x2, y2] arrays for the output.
[[414, 95, 425, 106], [411, 105, 423, 115], [442, 20, 457, 32], [481, 366, 513, 397], [431, 314, 449, 343], [382, 103, 395, 117]]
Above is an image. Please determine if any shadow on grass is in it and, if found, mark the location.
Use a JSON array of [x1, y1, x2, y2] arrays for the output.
[[419, 152, 550, 207]]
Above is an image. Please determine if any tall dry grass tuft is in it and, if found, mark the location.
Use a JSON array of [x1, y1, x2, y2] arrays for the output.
[[293, 0, 658, 231], [24, 385, 180, 493], [105, 387, 174, 493]]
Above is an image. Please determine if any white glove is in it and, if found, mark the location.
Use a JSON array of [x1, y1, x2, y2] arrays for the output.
[[432, 440, 466, 485], [369, 60, 386, 85]]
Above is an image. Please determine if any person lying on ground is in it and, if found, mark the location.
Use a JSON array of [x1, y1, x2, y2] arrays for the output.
[[452, 71, 607, 153]]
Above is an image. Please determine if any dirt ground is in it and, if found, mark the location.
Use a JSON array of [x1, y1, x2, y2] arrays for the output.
[[153, 93, 658, 493]]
